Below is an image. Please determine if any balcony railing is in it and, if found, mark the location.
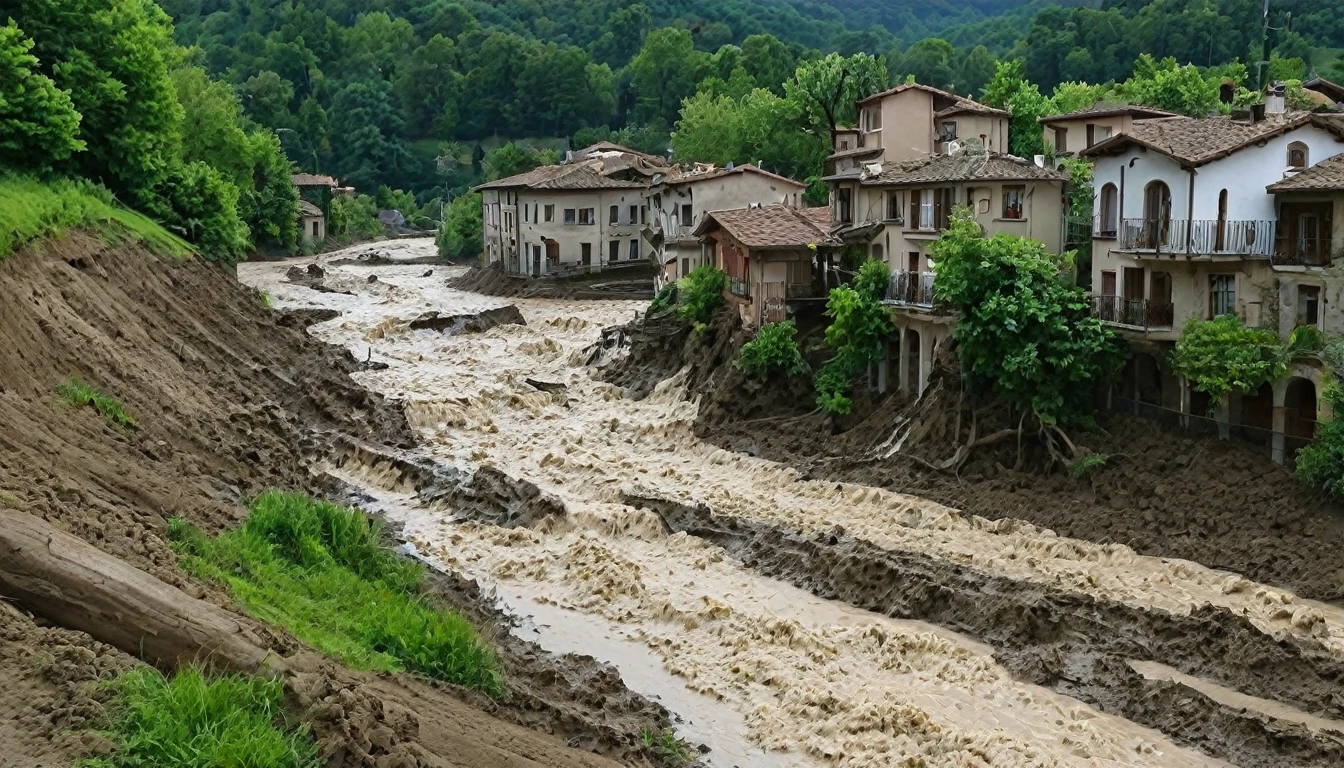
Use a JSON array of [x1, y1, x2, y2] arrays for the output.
[[885, 271, 937, 307], [1273, 236, 1334, 267], [1092, 295, 1174, 331], [1117, 218, 1276, 257]]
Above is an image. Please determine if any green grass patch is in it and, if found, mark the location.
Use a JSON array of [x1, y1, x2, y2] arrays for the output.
[[0, 176, 191, 260], [79, 666, 319, 768], [56, 377, 137, 431], [639, 727, 697, 767], [170, 491, 504, 696]]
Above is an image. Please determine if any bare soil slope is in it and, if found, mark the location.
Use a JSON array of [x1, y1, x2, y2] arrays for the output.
[[0, 234, 650, 768]]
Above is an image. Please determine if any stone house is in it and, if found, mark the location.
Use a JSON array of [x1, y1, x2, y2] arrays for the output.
[[298, 200, 325, 243]]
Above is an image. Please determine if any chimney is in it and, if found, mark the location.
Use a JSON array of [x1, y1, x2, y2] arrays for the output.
[[1266, 82, 1286, 116]]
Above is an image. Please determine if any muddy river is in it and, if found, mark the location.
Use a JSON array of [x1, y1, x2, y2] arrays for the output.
[[241, 239, 1340, 768]]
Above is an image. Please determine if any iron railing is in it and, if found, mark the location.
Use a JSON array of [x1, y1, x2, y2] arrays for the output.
[[885, 271, 937, 307], [1091, 295, 1174, 331], [1273, 236, 1334, 267], [1117, 218, 1276, 257]]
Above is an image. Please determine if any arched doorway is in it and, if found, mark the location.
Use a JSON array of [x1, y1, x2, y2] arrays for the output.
[[905, 328, 921, 395], [1284, 378, 1318, 457], [1143, 181, 1171, 248]]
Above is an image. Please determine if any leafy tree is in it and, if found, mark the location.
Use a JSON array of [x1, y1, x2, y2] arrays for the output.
[[238, 71, 295, 130], [589, 4, 652, 68], [158, 161, 250, 263], [0, 20, 84, 173], [785, 52, 887, 144], [959, 45, 998, 98], [481, 143, 559, 183], [1168, 314, 1289, 404], [628, 28, 706, 127], [741, 33, 796, 96], [982, 60, 1047, 158], [930, 208, 1122, 426], [395, 35, 462, 138], [1117, 54, 1218, 117], [12, 0, 184, 209], [814, 260, 894, 415], [328, 194, 382, 241], [435, 192, 482, 260], [328, 80, 416, 192], [891, 38, 956, 90], [672, 89, 826, 181], [341, 12, 416, 80], [738, 321, 807, 378]]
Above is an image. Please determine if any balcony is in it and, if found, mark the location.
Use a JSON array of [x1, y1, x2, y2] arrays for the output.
[[1092, 295, 1174, 332], [885, 271, 937, 308], [1116, 218, 1276, 257], [1273, 236, 1334, 267]]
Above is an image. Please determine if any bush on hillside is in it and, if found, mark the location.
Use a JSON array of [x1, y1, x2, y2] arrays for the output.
[[436, 192, 483, 260], [737, 321, 807, 378], [676, 265, 727, 330], [157, 161, 251, 264]]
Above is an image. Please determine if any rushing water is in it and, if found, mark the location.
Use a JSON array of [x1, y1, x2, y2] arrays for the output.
[[240, 240, 1344, 767]]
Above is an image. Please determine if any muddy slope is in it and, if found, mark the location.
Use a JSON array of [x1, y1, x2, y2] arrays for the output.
[[608, 309, 1344, 604], [0, 235, 660, 768]]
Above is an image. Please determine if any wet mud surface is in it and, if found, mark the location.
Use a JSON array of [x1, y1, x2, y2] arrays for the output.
[[0, 235, 663, 768], [449, 263, 656, 300], [236, 243, 1344, 767]]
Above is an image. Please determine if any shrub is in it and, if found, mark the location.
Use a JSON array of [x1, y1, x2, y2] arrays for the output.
[[648, 282, 677, 316], [1289, 324, 1325, 355], [1169, 314, 1289, 402], [676, 265, 727, 330], [157, 161, 251, 264], [171, 492, 503, 695], [436, 192, 482, 260], [1296, 382, 1344, 497], [1069, 452, 1108, 478], [82, 667, 319, 768], [814, 268, 894, 415], [737, 321, 807, 378], [56, 377, 136, 431]]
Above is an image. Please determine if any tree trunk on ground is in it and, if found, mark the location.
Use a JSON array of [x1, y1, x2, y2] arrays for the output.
[[0, 509, 282, 676]]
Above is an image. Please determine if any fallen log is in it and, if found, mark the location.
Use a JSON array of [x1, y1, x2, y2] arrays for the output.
[[0, 509, 282, 676]]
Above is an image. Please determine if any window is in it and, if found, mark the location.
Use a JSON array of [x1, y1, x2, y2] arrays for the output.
[[1099, 183, 1118, 236], [886, 191, 902, 221], [1096, 125, 1112, 142], [545, 205, 554, 222], [839, 138, 851, 150], [312, 221, 320, 237], [581, 243, 592, 266], [681, 258, 690, 276], [628, 239, 640, 260], [563, 208, 576, 225], [1053, 126, 1068, 153], [1298, 284, 1321, 327], [681, 203, 693, 228], [609, 205, 619, 225], [641, 206, 647, 224], [838, 188, 852, 223], [1085, 123, 1096, 148], [872, 243, 884, 262], [1210, 274, 1236, 317], [629, 204, 639, 224], [907, 252, 919, 273], [608, 240, 620, 262], [1001, 185, 1025, 219], [580, 208, 596, 225], [522, 205, 528, 224], [1101, 270, 1116, 295], [863, 106, 882, 131], [1288, 141, 1309, 169], [940, 121, 957, 141]]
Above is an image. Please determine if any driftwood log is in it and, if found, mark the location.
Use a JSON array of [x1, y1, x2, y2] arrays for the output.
[[0, 509, 282, 675]]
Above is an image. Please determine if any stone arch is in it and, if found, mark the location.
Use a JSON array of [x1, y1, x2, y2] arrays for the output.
[[1284, 378, 1318, 441]]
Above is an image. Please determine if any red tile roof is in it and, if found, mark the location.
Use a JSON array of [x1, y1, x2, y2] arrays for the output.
[[693, 205, 838, 249]]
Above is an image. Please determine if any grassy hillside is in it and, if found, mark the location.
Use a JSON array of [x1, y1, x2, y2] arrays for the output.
[[0, 178, 192, 260]]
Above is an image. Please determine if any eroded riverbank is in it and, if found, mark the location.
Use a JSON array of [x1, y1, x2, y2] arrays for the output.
[[241, 240, 1344, 767]]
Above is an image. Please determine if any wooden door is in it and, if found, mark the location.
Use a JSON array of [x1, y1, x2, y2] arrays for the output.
[[1143, 181, 1171, 247]]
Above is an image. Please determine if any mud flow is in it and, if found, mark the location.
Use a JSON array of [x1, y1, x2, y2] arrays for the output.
[[241, 240, 1344, 768]]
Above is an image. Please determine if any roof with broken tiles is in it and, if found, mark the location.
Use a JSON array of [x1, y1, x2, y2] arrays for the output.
[[857, 152, 1067, 187], [693, 205, 837, 249]]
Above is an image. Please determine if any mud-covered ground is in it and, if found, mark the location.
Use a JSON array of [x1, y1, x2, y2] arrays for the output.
[[449, 262, 656, 300], [242, 241, 1344, 768], [0, 234, 671, 768]]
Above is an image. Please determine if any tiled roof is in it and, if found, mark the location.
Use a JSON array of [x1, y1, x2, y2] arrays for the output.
[[573, 141, 662, 161], [860, 152, 1066, 187], [935, 100, 1010, 119], [1267, 153, 1344, 192], [475, 160, 648, 191], [826, 146, 884, 162], [298, 200, 323, 217], [1081, 113, 1344, 166], [693, 205, 838, 249], [797, 206, 833, 229], [291, 173, 338, 187], [658, 164, 805, 188], [1039, 103, 1176, 123], [1305, 77, 1344, 104]]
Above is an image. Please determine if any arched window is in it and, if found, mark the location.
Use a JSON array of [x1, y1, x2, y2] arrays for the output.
[[1288, 141, 1309, 169], [1099, 183, 1118, 237]]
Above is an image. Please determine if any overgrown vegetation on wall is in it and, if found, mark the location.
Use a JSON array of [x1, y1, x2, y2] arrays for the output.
[[1169, 315, 1291, 404], [814, 260, 894, 416], [675, 265, 727, 332]]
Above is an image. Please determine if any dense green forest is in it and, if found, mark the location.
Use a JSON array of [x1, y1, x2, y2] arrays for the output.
[[3, 0, 1341, 263]]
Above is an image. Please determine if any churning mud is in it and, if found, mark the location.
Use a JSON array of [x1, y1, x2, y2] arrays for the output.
[[242, 239, 1344, 767]]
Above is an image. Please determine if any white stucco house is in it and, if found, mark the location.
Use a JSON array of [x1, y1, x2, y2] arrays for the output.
[[1082, 108, 1344, 461]]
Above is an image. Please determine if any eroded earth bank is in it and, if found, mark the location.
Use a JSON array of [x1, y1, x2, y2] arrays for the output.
[[242, 238, 1344, 768]]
